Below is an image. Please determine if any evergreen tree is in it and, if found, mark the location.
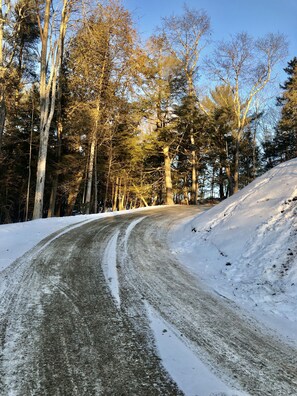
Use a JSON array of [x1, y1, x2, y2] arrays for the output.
[[275, 57, 297, 161]]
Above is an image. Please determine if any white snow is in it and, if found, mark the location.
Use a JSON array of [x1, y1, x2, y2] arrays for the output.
[[146, 302, 248, 396], [171, 158, 297, 346], [102, 216, 148, 307], [102, 230, 121, 307], [123, 216, 147, 253]]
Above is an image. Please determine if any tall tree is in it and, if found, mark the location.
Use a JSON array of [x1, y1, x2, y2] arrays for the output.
[[161, 5, 210, 204], [207, 32, 287, 193], [64, 0, 136, 213], [140, 34, 184, 205], [0, 0, 11, 150], [32, 0, 72, 219], [275, 57, 297, 161], [200, 85, 237, 197]]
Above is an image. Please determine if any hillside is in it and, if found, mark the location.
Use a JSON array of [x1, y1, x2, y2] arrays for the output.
[[172, 158, 297, 344]]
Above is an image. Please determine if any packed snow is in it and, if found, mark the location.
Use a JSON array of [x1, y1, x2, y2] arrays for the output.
[[171, 158, 297, 346]]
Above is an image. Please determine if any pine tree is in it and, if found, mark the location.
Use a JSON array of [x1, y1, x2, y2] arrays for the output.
[[275, 57, 297, 161]]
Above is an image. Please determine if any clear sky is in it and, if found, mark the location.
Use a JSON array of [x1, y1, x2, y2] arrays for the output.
[[122, 0, 297, 84]]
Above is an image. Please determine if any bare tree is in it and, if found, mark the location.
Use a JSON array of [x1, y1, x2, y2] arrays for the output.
[[207, 32, 287, 193]]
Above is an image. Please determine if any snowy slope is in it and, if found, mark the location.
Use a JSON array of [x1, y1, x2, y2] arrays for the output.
[[171, 158, 297, 344]]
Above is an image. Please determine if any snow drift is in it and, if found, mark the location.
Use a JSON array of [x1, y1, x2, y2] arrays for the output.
[[172, 158, 297, 344]]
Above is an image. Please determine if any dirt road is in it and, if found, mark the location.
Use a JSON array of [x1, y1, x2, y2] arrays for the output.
[[1, 207, 297, 395]]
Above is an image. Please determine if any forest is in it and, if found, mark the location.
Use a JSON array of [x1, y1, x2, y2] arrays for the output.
[[0, 0, 296, 223]]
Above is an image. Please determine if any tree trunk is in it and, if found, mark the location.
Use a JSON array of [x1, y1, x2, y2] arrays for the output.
[[233, 137, 240, 193], [225, 164, 234, 197], [190, 134, 198, 205], [85, 134, 96, 214], [84, 32, 109, 213], [47, 176, 58, 217], [219, 166, 225, 200], [252, 127, 257, 179], [33, 0, 70, 219], [66, 171, 84, 216], [104, 144, 112, 211], [0, 2, 6, 151], [163, 145, 174, 205], [93, 143, 98, 213], [48, 26, 66, 217], [25, 99, 34, 221], [112, 177, 119, 211], [0, 93, 5, 150]]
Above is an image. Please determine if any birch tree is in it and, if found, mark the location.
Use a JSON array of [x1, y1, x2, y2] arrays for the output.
[[32, 0, 71, 219]]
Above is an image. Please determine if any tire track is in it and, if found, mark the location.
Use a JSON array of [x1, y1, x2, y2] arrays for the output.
[[123, 208, 297, 395], [0, 214, 182, 395]]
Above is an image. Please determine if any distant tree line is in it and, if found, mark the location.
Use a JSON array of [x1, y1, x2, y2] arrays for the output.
[[0, 0, 295, 223]]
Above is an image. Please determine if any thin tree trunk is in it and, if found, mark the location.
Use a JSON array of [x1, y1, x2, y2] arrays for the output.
[[25, 99, 34, 221], [118, 177, 122, 211], [190, 134, 198, 205], [0, 1, 6, 151], [225, 140, 234, 196], [85, 132, 96, 214], [48, 177, 58, 217], [84, 34, 109, 213], [163, 145, 174, 205], [121, 178, 127, 210], [104, 143, 112, 211], [93, 143, 98, 213], [219, 165, 224, 200], [225, 165, 233, 197], [0, 94, 5, 150], [112, 177, 119, 211], [252, 127, 257, 179], [183, 175, 189, 204], [66, 171, 84, 216], [233, 138, 240, 193], [211, 166, 215, 199]]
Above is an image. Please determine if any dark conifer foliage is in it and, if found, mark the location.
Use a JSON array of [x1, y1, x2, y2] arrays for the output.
[[262, 58, 297, 168], [276, 57, 297, 161]]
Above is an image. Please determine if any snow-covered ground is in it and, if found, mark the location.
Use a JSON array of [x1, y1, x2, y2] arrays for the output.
[[1, 159, 296, 396], [171, 158, 297, 346], [0, 207, 162, 273]]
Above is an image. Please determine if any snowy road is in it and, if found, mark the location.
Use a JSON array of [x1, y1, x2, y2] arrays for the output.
[[1, 207, 297, 395]]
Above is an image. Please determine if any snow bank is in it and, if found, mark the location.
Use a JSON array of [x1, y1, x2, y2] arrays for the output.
[[171, 159, 297, 344], [0, 206, 163, 273]]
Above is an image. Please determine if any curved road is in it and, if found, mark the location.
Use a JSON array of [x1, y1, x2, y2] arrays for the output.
[[0, 207, 297, 395]]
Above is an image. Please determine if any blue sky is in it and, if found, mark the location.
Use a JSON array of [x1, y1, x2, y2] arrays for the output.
[[123, 0, 297, 83]]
